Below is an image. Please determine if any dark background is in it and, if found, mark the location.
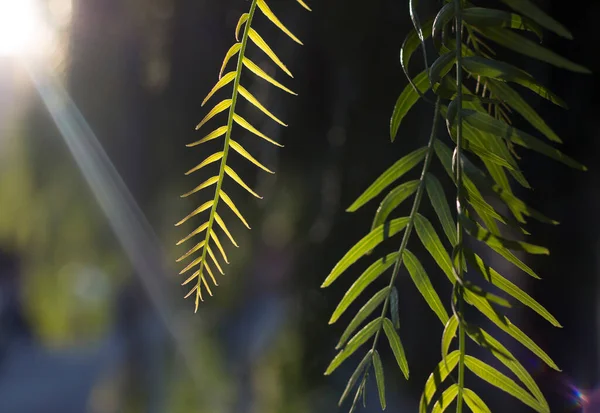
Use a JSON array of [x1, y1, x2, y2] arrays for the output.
[[0, 0, 597, 412]]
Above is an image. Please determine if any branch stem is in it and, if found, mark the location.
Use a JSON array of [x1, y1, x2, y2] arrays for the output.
[[453, 0, 466, 411]]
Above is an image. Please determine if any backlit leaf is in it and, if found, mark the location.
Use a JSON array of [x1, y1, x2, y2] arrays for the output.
[[347, 147, 427, 211], [425, 173, 457, 245], [233, 114, 284, 147], [474, 26, 590, 73], [431, 384, 458, 413], [202, 72, 236, 106], [463, 389, 492, 413], [467, 325, 549, 411], [403, 249, 449, 324], [371, 180, 419, 230], [382, 318, 409, 379], [238, 85, 287, 126], [335, 287, 389, 348], [196, 99, 232, 130], [500, 0, 572, 39], [441, 314, 458, 361], [325, 318, 380, 375], [225, 165, 262, 199], [257, 0, 303, 45], [414, 214, 454, 282], [219, 43, 241, 78], [465, 290, 560, 371], [220, 190, 251, 229], [329, 253, 398, 322], [185, 151, 224, 175], [243, 58, 297, 95], [322, 218, 410, 287], [186, 126, 228, 148], [419, 350, 460, 413], [373, 350, 386, 410], [465, 250, 561, 327], [465, 356, 548, 412], [339, 350, 373, 406], [248, 28, 293, 77], [230, 139, 275, 173], [391, 72, 431, 140]]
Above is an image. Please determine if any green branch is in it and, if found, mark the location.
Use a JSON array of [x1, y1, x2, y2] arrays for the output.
[[453, 0, 466, 411], [194, 0, 259, 307], [351, 98, 442, 408]]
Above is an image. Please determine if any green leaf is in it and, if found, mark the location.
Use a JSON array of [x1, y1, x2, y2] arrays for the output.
[[431, 384, 459, 413], [329, 253, 398, 323], [462, 56, 567, 108], [463, 389, 492, 413], [390, 286, 400, 329], [390, 72, 431, 140], [462, 7, 543, 40], [457, 149, 558, 226], [325, 318, 380, 375], [425, 174, 457, 245], [409, 0, 428, 70], [460, 213, 549, 255], [335, 287, 390, 348], [460, 82, 533, 184], [400, 19, 433, 109], [339, 350, 373, 406], [465, 355, 548, 412], [463, 178, 510, 227], [474, 26, 590, 74], [403, 249, 449, 324], [467, 325, 549, 411], [486, 80, 563, 146], [432, 3, 454, 51], [465, 250, 561, 327], [413, 214, 454, 283], [441, 314, 458, 361], [441, 104, 522, 174], [347, 148, 428, 211], [464, 290, 560, 371], [464, 282, 512, 308], [382, 318, 409, 379], [372, 180, 419, 230], [500, 0, 572, 39], [430, 52, 456, 85], [323, 218, 409, 287], [401, 19, 433, 77], [419, 350, 460, 413], [373, 350, 386, 410]]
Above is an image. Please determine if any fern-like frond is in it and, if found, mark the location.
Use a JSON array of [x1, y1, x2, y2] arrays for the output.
[[322, 0, 589, 411], [177, 0, 309, 311]]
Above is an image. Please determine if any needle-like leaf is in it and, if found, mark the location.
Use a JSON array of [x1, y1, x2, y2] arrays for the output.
[[347, 148, 428, 211], [382, 318, 409, 379], [323, 218, 410, 287]]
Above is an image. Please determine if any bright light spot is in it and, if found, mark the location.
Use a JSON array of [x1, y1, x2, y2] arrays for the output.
[[0, 0, 48, 56]]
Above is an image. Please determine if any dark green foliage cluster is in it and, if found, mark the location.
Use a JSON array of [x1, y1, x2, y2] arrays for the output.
[[320, 1, 589, 412]]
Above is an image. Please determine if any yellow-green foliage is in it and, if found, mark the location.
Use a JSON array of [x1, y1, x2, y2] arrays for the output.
[[176, 0, 310, 311]]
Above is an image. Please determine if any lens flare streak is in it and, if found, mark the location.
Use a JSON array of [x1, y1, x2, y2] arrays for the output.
[[25, 62, 202, 388]]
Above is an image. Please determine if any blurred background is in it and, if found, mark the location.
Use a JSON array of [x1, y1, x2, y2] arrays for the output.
[[0, 0, 597, 412]]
